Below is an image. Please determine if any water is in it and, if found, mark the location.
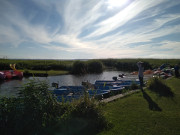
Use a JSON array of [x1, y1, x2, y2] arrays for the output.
[[0, 71, 152, 97]]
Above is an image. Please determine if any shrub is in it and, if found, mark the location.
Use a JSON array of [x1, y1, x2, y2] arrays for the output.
[[147, 77, 174, 97], [87, 60, 103, 73], [115, 62, 137, 71], [0, 80, 69, 135], [0, 80, 110, 135], [101, 59, 117, 68], [24, 69, 30, 74], [71, 61, 88, 74], [130, 83, 139, 90], [59, 95, 111, 135]]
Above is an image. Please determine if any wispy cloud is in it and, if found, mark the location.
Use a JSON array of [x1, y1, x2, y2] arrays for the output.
[[0, 1, 52, 46], [0, 0, 180, 59], [84, 0, 169, 38]]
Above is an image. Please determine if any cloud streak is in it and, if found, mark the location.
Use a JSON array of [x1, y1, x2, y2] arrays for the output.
[[0, 0, 180, 59]]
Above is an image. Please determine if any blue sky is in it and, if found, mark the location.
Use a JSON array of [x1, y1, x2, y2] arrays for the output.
[[0, 0, 180, 59]]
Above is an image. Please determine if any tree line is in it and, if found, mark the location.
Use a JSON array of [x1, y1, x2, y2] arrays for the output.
[[0, 59, 180, 74]]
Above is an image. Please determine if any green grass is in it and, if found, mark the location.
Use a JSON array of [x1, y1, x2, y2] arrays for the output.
[[0, 59, 73, 71], [20, 69, 69, 76], [46, 70, 69, 75], [98, 77, 180, 135]]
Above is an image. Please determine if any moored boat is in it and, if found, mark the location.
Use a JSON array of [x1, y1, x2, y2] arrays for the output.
[[0, 64, 23, 80], [51, 78, 140, 102], [0, 70, 23, 79], [88, 89, 110, 99], [95, 79, 140, 88]]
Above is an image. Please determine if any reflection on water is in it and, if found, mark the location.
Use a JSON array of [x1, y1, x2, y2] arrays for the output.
[[0, 71, 151, 97]]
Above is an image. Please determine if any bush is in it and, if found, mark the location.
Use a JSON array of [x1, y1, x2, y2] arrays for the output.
[[130, 83, 139, 90], [0, 80, 110, 135], [101, 59, 117, 68], [71, 61, 88, 74], [0, 80, 69, 135], [115, 62, 137, 71], [55, 95, 111, 135], [147, 77, 174, 97], [24, 69, 30, 74], [87, 60, 103, 73], [71, 60, 103, 74]]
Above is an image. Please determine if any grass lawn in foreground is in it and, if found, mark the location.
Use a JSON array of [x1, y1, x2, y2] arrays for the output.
[[98, 77, 180, 135]]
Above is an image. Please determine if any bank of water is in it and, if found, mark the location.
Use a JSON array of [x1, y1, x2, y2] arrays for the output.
[[0, 71, 152, 97]]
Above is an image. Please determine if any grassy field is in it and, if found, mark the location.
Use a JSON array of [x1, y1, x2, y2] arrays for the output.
[[20, 69, 69, 76], [0, 59, 73, 71], [98, 77, 180, 135]]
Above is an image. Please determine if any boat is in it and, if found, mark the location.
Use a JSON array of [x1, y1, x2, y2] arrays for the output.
[[51, 85, 112, 102], [50, 86, 86, 100], [0, 64, 23, 80], [51, 86, 85, 96], [2, 70, 23, 79], [51, 83, 126, 102], [88, 89, 110, 99], [95, 79, 140, 88], [52, 88, 70, 95], [58, 86, 86, 95], [94, 84, 124, 94], [82, 80, 125, 94], [130, 70, 153, 75], [51, 78, 140, 102]]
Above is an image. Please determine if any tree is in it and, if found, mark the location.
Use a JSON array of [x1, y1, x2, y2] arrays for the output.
[[87, 60, 103, 73], [71, 61, 87, 74]]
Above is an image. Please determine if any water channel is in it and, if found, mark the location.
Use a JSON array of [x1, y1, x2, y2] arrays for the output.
[[0, 71, 152, 97]]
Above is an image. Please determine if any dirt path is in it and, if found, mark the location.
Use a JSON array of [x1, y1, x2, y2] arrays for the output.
[[101, 90, 140, 103]]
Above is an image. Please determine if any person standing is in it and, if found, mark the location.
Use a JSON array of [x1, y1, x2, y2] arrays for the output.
[[174, 64, 179, 78], [137, 61, 144, 89]]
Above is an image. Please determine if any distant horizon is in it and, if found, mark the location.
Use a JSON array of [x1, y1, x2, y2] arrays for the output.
[[0, 57, 179, 61], [0, 0, 180, 59]]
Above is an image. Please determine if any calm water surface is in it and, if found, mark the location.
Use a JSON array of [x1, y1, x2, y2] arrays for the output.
[[0, 71, 151, 97]]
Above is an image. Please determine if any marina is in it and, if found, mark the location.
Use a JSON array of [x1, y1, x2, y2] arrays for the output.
[[0, 71, 149, 97]]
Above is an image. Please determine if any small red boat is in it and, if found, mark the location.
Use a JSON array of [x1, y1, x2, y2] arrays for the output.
[[2, 70, 23, 79], [0, 64, 23, 80]]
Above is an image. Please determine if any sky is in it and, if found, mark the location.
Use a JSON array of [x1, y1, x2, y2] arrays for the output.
[[0, 0, 180, 59]]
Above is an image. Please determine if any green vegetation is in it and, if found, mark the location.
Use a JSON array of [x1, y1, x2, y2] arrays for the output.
[[21, 69, 69, 76], [101, 58, 180, 71], [71, 60, 103, 74], [0, 80, 109, 135], [147, 77, 174, 97], [87, 60, 103, 73], [130, 82, 139, 90], [0, 59, 72, 71], [0, 58, 179, 75], [0, 80, 66, 134], [98, 77, 180, 135], [71, 61, 88, 74]]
